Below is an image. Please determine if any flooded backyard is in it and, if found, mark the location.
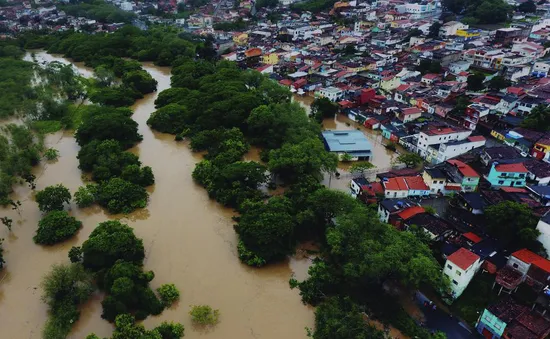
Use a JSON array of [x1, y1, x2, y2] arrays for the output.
[[0, 51, 314, 339], [293, 95, 400, 192]]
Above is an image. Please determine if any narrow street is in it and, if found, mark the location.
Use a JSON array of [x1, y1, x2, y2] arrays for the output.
[[415, 292, 477, 339]]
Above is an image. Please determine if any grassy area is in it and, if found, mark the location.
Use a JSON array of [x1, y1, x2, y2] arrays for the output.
[[31, 120, 62, 134], [451, 272, 498, 325]]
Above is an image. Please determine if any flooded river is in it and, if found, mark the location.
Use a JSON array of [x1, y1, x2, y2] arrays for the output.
[[0, 51, 314, 339]]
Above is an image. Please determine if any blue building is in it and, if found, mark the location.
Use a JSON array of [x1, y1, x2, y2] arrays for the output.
[[321, 130, 372, 161], [486, 162, 528, 188]]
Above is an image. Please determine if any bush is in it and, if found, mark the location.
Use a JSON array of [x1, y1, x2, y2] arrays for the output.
[[157, 283, 180, 306], [189, 305, 220, 326], [41, 263, 94, 339], [74, 184, 97, 208], [96, 178, 148, 214], [237, 240, 266, 267], [44, 148, 59, 161], [35, 184, 72, 212], [34, 211, 82, 245], [155, 321, 185, 339]]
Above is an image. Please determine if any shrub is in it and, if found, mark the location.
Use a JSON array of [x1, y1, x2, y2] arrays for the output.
[[155, 321, 185, 339], [74, 184, 97, 208], [189, 305, 220, 326], [34, 211, 82, 245], [237, 240, 266, 267], [35, 184, 71, 212], [96, 178, 148, 214], [44, 148, 59, 161], [157, 283, 180, 306]]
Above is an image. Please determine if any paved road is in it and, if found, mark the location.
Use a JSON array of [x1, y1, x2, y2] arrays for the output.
[[415, 292, 478, 339]]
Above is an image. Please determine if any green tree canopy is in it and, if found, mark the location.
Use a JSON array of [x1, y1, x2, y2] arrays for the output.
[[35, 184, 71, 212], [235, 196, 296, 265], [268, 138, 337, 184], [521, 105, 550, 132], [82, 220, 145, 271], [75, 110, 142, 149], [34, 210, 82, 245], [311, 97, 339, 122]]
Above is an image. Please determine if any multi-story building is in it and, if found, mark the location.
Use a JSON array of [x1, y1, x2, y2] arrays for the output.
[[486, 162, 528, 188], [443, 247, 482, 300], [494, 27, 529, 45], [415, 127, 472, 158]]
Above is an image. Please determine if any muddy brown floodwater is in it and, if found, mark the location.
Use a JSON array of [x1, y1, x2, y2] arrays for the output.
[[0, 51, 314, 339]]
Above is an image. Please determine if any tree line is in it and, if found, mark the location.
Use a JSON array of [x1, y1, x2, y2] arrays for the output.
[[148, 58, 445, 337]]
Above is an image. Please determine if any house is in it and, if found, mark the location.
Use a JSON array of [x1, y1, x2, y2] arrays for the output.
[[537, 213, 550, 268], [397, 107, 422, 123], [382, 176, 409, 198], [318, 87, 344, 101], [439, 21, 468, 37], [378, 198, 418, 223], [476, 298, 528, 339], [443, 247, 482, 300], [486, 163, 528, 188], [350, 177, 384, 202], [404, 176, 430, 196], [421, 73, 439, 85], [414, 126, 472, 159], [423, 167, 447, 195], [406, 213, 453, 241], [532, 137, 550, 160], [425, 136, 486, 164], [481, 146, 522, 166], [445, 160, 480, 192], [456, 192, 486, 215], [322, 130, 372, 161], [393, 205, 426, 229]]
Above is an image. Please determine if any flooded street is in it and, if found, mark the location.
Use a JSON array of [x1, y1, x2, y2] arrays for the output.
[[0, 52, 314, 339]]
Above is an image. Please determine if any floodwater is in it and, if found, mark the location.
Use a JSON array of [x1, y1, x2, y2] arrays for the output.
[[0, 51, 314, 339], [293, 95, 399, 192]]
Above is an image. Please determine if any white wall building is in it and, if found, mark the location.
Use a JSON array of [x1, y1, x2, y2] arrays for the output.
[[439, 21, 469, 37], [416, 127, 472, 158], [318, 87, 344, 102], [443, 248, 482, 300]]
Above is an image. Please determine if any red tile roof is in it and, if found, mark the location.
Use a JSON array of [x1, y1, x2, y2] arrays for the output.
[[445, 185, 461, 190], [396, 84, 410, 92], [447, 160, 480, 178], [500, 187, 528, 193], [462, 232, 482, 244], [397, 206, 425, 220], [402, 107, 422, 115], [448, 248, 480, 270], [468, 135, 485, 142], [494, 163, 528, 173], [423, 73, 439, 80], [404, 176, 429, 190], [533, 259, 550, 273], [512, 249, 544, 264], [384, 177, 408, 191]]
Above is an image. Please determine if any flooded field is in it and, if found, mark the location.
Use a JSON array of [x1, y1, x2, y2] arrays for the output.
[[0, 51, 314, 339]]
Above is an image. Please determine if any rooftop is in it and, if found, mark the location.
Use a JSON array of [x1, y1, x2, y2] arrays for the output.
[[494, 163, 528, 173], [397, 206, 425, 220], [447, 159, 479, 178], [322, 130, 372, 153], [447, 247, 480, 270]]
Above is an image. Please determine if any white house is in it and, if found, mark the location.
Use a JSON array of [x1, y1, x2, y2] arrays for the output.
[[439, 21, 469, 37], [536, 213, 550, 255], [443, 248, 482, 300], [416, 127, 472, 158], [318, 87, 344, 102]]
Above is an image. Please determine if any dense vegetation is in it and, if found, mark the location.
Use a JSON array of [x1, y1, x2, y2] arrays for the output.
[[148, 55, 443, 338], [34, 210, 82, 245], [290, 0, 338, 13], [59, 0, 136, 23], [41, 263, 94, 339], [87, 314, 184, 339], [35, 184, 72, 213], [442, 0, 512, 24]]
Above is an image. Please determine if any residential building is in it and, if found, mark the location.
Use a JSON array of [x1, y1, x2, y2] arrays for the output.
[[318, 86, 344, 101], [423, 167, 447, 194], [486, 162, 528, 188], [414, 126, 472, 159], [443, 247, 482, 300], [537, 213, 550, 260], [439, 21, 468, 37], [445, 160, 480, 192], [378, 198, 418, 223], [322, 130, 372, 161]]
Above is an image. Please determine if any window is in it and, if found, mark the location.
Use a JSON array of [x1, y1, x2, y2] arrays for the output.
[[456, 270, 462, 276], [516, 181, 523, 185], [513, 263, 518, 268], [439, 181, 444, 184], [447, 264, 452, 270], [519, 174, 525, 178], [452, 280, 458, 285], [498, 180, 504, 185]]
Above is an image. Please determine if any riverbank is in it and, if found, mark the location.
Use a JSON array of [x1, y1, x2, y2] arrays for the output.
[[0, 51, 314, 339]]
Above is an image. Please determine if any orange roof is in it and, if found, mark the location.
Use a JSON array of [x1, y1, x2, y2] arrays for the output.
[[384, 177, 408, 191], [494, 163, 528, 173], [447, 160, 479, 178], [402, 107, 422, 116], [468, 135, 485, 142], [404, 176, 429, 190], [245, 48, 262, 57], [500, 187, 528, 193], [397, 206, 425, 220], [448, 248, 480, 270], [462, 232, 482, 244], [533, 259, 550, 273], [512, 249, 545, 264]]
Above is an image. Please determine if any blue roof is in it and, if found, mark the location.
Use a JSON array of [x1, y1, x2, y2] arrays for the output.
[[322, 130, 372, 153]]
